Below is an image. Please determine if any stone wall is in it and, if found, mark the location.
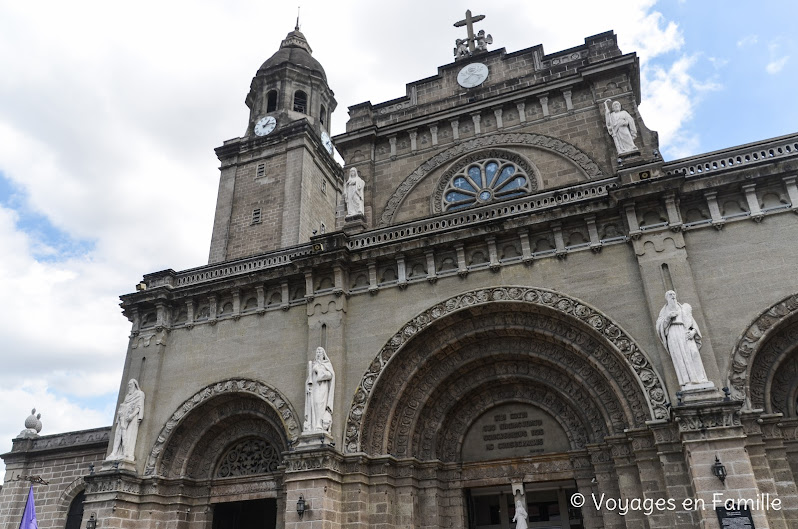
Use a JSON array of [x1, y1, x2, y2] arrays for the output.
[[0, 428, 110, 529]]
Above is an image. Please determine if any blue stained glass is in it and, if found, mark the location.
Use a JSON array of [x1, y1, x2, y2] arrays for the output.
[[453, 176, 476, 191], [446, 191, 473, 203], [468, 166, 482, 187], [494, 165, 516, 188], [485, 162, 499, 186], [498, 176, 526, 192]]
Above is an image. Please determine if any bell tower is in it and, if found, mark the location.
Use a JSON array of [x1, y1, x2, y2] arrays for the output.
[[208, 26, 341, 264]]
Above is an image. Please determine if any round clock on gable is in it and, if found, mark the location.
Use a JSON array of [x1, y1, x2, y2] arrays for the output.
[[457, 62, 489, 88], [254, 116, 277, 136], [321, 131, 333, 154]]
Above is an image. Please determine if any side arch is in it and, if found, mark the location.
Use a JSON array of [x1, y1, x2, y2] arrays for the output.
[[378, 132, 605, 226], [727, 293, 798, 410], [344, 286, 668, 455], [144, 378, 300, 476]]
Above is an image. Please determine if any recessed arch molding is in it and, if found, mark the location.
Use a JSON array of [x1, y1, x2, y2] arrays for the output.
[[344, 286, 668, 455], [144, 378, 300, 476]]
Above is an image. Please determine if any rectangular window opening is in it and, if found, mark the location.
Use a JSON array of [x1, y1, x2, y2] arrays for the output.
[[256, 163, 266, 178], [251, 208, 262, 225]]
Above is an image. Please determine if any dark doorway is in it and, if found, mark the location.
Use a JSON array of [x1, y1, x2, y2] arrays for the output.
[[64, 491, 85, 529], [212, 499, 276, 529]]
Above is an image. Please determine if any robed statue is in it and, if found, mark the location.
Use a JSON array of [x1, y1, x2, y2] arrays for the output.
[[109, 379, 145, 460], [604, 100, 638, 154], [304, 347, 335, 433], [345, 167, 365, 218], [656, 291, 709, 388], [512, 495, 529, 529]]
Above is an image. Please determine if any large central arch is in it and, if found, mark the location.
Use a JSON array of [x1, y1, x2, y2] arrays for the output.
[[345, 286, 668, 456]]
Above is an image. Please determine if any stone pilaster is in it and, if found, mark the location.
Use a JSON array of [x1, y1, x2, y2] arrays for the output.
[[283, 446, 344, 529]]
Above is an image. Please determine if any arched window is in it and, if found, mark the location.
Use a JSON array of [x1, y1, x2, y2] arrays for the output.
[[64, 491, 85, 529], [293, 91, 307, 114], [266, 90, 277, 113], [320, 104, 326, 125], [442, 157, 532, 211]]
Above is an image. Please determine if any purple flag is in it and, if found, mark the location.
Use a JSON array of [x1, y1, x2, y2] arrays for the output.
[[19, 486, 38, 529]]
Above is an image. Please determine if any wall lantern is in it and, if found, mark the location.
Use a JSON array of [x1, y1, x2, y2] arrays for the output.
[[296, 495, 306, 519], [712, 456, 727, 483], [86, 513, 97, 529]]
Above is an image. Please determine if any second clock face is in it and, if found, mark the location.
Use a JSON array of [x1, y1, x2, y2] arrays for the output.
[[254, 116, 277, 136], [457, 63, 489, 88], [321, 131, 333, 154]]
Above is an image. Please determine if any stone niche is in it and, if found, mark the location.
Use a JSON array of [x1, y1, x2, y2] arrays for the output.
[[462, 403, 569, 462]]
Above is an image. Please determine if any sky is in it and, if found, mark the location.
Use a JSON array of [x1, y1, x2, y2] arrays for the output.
[[0, 0, 796, 480]]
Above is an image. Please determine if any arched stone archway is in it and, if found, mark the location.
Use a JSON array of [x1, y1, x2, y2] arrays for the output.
[[345, 286, 668, 456], [727, 293, 798, 412], [144, 379, 299, 477], [378, 133, 605, 226]]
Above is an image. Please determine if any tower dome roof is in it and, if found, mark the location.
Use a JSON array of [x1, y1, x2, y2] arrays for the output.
[[259, 28, 326, 81]]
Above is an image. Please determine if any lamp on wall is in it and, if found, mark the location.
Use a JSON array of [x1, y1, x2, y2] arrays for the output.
[[712, 456, 727, 483], [86, 513, 97, 529], [296, 495, 306, 519]]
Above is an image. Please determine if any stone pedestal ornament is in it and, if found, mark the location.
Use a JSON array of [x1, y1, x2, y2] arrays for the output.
[[344, 167, 365, 219], [656, 291, 713, 390], [108, 379, 145, 461], [303, 347, 335, 434], [17, 408, 42, 438], [604, 100, 638, 155]]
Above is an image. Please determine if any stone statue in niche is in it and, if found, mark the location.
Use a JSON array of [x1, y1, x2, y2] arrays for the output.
[[345, 167, 365, 218], [656, 291, 710, 388], [304, 347, 335, 433], [109, 379, 145, 460], [604, 100, 638, 154], [512, 494, 529, 529]]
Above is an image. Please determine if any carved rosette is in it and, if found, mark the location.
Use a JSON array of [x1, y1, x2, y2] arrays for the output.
[[344, 286, 668, 454], [144, 379, 299, 476], [727, 293, 798, 402], [379, 133, 605, 226]]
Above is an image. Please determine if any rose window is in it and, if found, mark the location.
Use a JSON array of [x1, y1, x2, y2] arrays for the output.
[[442, 158, 532, 211]]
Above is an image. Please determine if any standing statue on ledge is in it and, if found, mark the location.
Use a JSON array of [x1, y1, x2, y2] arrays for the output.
[[512, 495, 529, 529], [604, 100, 638, 154], [304, 347, 335, 433], [656, 291, 709, 388], [345, 167, 365, 218], [475, 30, 493, 52], [109, 379, 145, 460], [454, 38, 469, 59]]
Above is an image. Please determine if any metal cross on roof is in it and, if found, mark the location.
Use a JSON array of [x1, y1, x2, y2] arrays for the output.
[[454, 10, 486, 54]]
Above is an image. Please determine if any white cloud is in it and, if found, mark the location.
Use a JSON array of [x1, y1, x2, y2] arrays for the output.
[[766, 56, 790, 74], [737, 35, 758, 48]]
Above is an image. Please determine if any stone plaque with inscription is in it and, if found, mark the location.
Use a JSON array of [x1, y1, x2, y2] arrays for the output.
[[461, 403, 570, 462], [715, 507, 755, 529]]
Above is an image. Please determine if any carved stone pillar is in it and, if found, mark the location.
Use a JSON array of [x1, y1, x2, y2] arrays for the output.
[[746, 412, 796, 528], [588, 444, 625, 529], [493, 107, 504, 129], [570, 450, 603, 529], [673, 400, 770, 529], [283, 447, 344, 529], [539, 94, 550, 117], [429, 124, 439, 146], [516, 101, 527, 123], [607, 435, 649, 529], [450, 118, 460, 141], [649, 421, 701, 527]]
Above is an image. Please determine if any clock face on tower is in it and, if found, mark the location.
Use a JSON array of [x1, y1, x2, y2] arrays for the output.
[[457, 62, 489, 88], [321, 131, 333, 154], [254, 116, 277, 136]]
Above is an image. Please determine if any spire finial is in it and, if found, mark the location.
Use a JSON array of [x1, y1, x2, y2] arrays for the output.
[[295, 6, 300, 31]]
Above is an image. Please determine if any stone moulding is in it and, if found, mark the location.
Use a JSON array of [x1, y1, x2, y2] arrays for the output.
[[144, 379, 300, 476], [727, 292, 798, 404], [378, 132, 605, 227], [344, 286, 668, 454]]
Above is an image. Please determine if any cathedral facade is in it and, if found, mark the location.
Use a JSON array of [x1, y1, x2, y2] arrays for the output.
[[3, 17, 798, 529]]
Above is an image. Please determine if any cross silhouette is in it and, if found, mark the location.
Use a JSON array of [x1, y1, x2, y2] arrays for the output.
[[453, 9, 486, 54]]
